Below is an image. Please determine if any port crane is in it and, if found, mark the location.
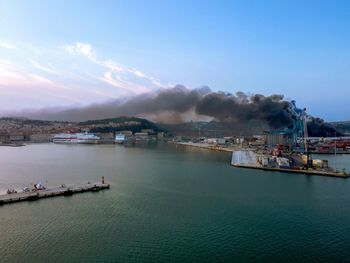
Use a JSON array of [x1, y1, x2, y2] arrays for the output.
[[288, 100, 309, 154], [268, 101, 309, 154]]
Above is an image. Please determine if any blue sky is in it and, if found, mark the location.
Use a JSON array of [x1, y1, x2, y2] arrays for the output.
[[0, 0, 349, 120]]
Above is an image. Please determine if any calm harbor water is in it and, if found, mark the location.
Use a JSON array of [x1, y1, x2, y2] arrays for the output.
[[1, 143, 350, 262]]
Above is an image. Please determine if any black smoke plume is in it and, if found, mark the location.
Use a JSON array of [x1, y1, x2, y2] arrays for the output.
[[195, 91, 293, 128], [307, 117, 340, 137], [20, 85, 294, 129]]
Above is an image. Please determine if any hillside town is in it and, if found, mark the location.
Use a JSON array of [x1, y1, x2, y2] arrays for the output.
[[0, 117, 164, 144], [1, 117, 350, 155]]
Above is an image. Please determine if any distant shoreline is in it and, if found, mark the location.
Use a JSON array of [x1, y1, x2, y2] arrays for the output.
[[0, 143, 25, 147]]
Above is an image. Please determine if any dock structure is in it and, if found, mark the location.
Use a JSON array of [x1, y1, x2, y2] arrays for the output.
[[231, 163, 349, 178], [231, 150, 349, 178], [177, 142, 234, 152], [0, 182, 110, 206]]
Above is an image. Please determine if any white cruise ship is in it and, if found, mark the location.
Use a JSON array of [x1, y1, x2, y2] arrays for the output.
[[53, 132, 100, 144], [115, 133, 126, 144]]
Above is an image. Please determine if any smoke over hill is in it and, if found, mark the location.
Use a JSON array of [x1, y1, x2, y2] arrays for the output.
[[18, 85, 292, 128], [7, 85, 339, 136]]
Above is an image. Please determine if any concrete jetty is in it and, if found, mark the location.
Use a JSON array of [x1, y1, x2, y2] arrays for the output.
[[176, 142, 234, 152], [231, 163, 349, 178], [0, 182, 110, 206], [231, 150, 349, 178]]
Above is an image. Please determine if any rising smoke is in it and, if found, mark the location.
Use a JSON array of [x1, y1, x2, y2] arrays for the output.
[[19, 85, 296, 128]]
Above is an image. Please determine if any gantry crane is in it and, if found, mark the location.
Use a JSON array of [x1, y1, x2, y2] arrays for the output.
[[288, 100, 309, 153]]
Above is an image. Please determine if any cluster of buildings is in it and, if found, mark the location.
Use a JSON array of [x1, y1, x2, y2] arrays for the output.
[[0, 118, 165, 144], [81, 120, 143, 129], [84, 129, 164, 143], [1, 117, 348, 154], [0, 118, 73, 143], [260, 131, 350, 154], [176, 135, 247, 148], [308, 137, 350, 154], [176, 132, 350, 155]]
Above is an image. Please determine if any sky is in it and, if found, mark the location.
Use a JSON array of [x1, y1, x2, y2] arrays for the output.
[[0, 0, 349, 121]]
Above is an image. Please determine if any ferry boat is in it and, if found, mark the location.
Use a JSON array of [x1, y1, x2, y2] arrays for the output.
[[115, 133, 126, 144], [53, 132, 100, 144]]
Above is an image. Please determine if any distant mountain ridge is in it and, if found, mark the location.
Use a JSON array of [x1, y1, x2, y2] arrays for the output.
[[0, 116, 160, 135], [0, 117, 68, 126], [329, 121, 350, 135]]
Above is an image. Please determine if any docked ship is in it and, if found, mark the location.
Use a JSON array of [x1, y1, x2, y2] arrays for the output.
[[115, 133, 126, 144], [53, 132, 100, 144]]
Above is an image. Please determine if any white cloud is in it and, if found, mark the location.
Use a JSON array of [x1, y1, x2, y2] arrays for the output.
[[0, 59, 60, 90], [102, 59, 124, 72], [129, 68, 146, 78], [0, 41, 15, 49], [0, 60, 101, 108], [29, 59, 57, 74], [65, 42, 95, 60], [64, 42, 167, 90], [28, 74, 54, 85], [0, 41, 173, 111], [76, 42, 94, 58], [100, 71, 151, 94]]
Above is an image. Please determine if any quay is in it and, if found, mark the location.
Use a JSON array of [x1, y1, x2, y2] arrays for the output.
[[231, 150, 349, 178], [231, 163, 349, 178], [176, 142, 234, 152], [0, 181, 110, 206]]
